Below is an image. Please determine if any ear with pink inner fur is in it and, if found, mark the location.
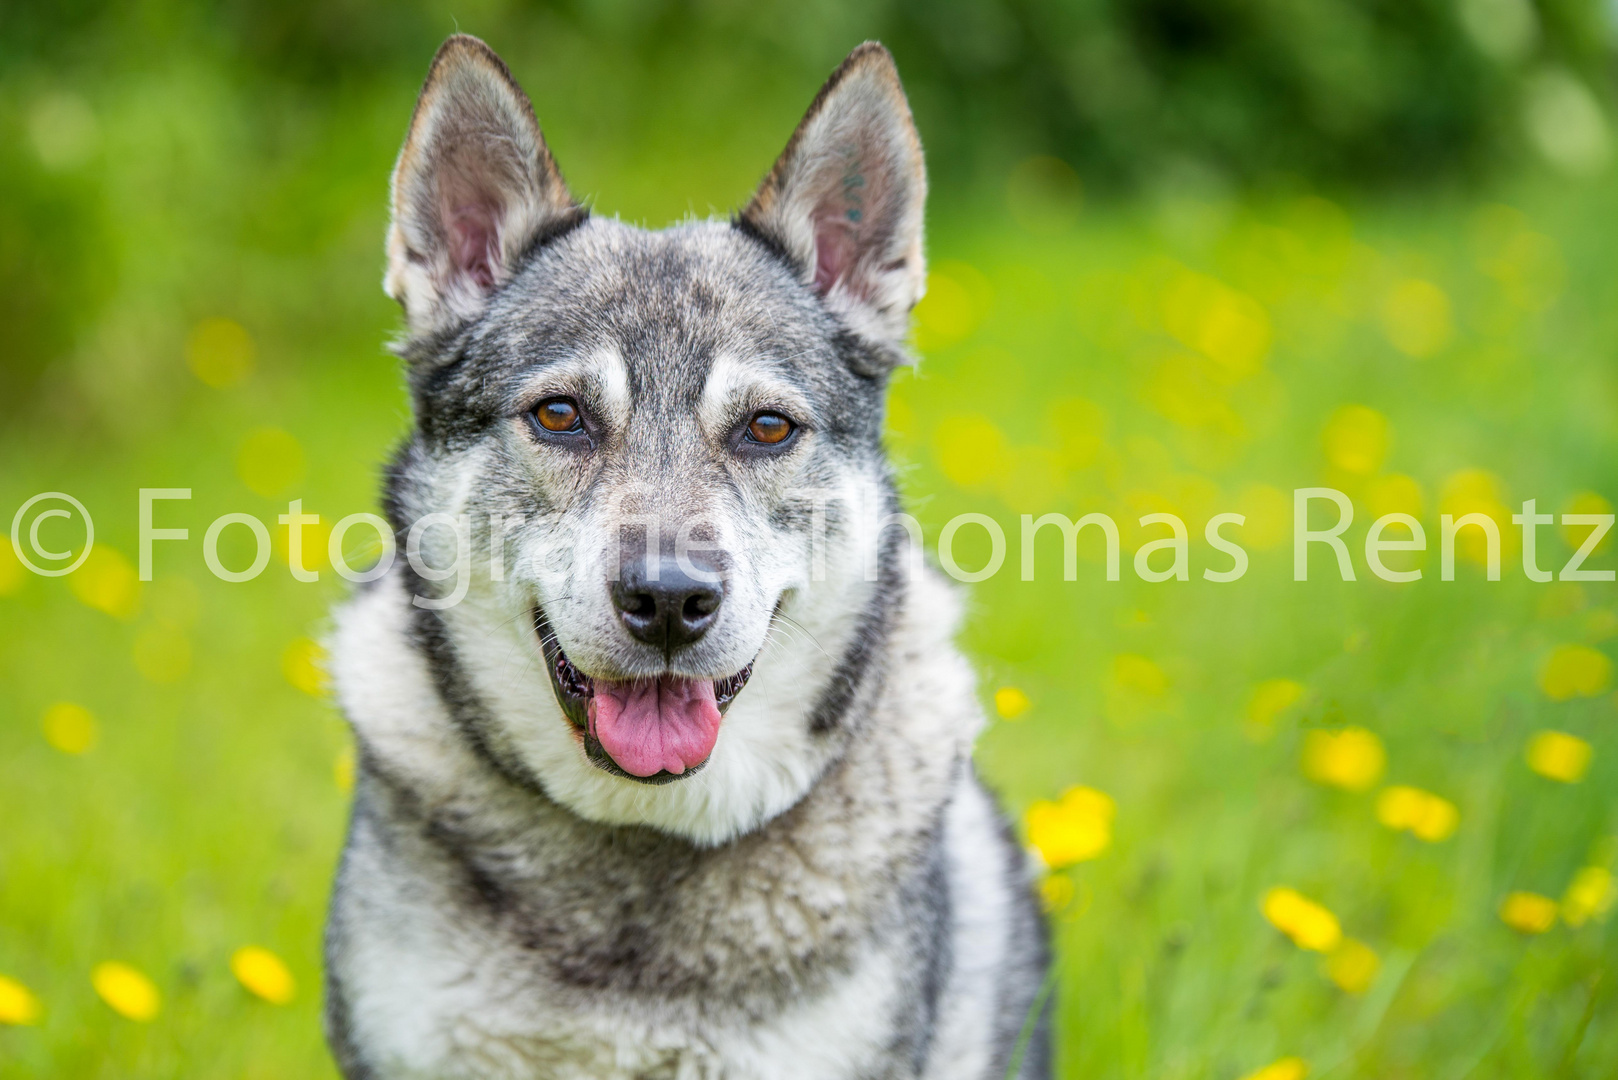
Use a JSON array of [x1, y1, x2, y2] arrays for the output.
[[385, 35, 579, 337], [741, 42, 928, 359]]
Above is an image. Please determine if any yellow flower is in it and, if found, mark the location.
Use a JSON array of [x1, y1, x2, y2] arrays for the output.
[[0, 975, 42, 1025], [1538, 645, 1612, 701], [1245, 678, 1305, 740], [91, 961, 160, 1021], [282, 637, 328, 697], [1039, 874, 1075, 914], [1375, 785, 1460, 842], [1026, 786, 1115, 869], [68, 545, 141, 620], [1240, 1055, 1309, 1080], [912, 262, 992, 351], [1440, 469, 1514, 568], [1380, 278, 1453, 358], [1160, 269, 1272, 377], [994, 686, 1031, 720], [1526, 730, 1592, 783], [1262, 887, 1342, 952], [1324, 937, 1380, 993], [334, 747, 356, 794], [42, 702, 97, 755], [0, 541, 23, 596], [1561, 492, 1615, 552], [1322, 406, 1390, 475], [1236, 484, 1292, 551], [1301, 727, 1386, 792], [237, 427, 307, 498], [1561, 866, 1617, 927], [1499, 891, 1558, 934], [231, 946, 296, 1005], [933, 415, 1010, 490]]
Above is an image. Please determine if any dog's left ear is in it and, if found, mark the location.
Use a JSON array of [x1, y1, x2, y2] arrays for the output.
[[386, 34, 581, 339], [741, 42, 927, 362]]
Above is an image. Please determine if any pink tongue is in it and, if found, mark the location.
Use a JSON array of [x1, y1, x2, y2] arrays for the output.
[[587, 677, 722, 777]]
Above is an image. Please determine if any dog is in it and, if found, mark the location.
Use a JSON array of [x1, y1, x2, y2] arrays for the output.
[[323, 34, 1051, 1079]]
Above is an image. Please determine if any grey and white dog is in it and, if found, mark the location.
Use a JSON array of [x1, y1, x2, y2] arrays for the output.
[[324, 34, 1050, 1079]]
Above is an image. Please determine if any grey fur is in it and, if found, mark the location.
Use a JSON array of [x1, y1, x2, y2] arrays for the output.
[[325, 34, 1050, 1079]]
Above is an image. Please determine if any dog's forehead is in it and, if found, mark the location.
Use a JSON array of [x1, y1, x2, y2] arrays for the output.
[[495, 218, 830, 393]]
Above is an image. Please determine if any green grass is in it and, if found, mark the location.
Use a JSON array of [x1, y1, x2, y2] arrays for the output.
[[3, 37, 1618, 1080]]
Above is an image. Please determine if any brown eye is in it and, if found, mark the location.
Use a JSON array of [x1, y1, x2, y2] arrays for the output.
[[535, 397, 581, 433], [746, 411, 794, 445]]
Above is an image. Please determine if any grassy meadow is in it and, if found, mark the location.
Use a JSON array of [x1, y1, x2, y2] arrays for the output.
[[2, 18, 1618, 1080]]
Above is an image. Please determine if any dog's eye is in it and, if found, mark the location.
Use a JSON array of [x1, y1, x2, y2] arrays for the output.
[[535, 397, 582, 433], [746, 411, 794, 446]]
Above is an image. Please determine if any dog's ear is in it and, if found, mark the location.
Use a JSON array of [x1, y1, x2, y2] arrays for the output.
[[385, 35, 580, 338], [741, 42, 927, 360]]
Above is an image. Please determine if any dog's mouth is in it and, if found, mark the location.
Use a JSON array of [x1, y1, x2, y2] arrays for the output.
[[533, 609, 752, 785]]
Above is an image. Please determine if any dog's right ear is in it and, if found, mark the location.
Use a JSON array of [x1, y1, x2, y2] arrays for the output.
[[385, 35, 580, 339]]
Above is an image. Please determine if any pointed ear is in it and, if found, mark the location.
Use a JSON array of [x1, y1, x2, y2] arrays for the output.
[[740, 42, 927, 357], [385, 35, 581, 337]]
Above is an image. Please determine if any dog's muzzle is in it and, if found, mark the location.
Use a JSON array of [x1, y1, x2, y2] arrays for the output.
[[534, 609, 751, 785]]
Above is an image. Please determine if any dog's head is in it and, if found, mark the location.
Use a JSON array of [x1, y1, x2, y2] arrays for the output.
[[380, 36, 926, 843]]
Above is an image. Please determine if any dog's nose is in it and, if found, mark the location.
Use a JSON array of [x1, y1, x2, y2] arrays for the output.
[[611, 558, 724, 650]]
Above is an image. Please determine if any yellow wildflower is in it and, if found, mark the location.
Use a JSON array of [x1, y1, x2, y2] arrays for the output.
[[1324, 938, 1380, 993], [0, 975, 42, 1025], [231, 946, 296, 1005], [1538, 645, 1612, 701], [912, 262, 992, 351], [1026, 786, 1115, 869], [1526, 730, 1592, 783], [0, 541, 23, 596], [994, 686, 1031, 720], [1240, 1055, 1309, 1080], [1499, 891, 1558, 934], [237, 427, 307, 498], [933, 415, 1010, 490], [334, 748, 356, 794], [1322, 405, 1389, 475], [1262, 887, 1342, 952], [91, 961, 160, 1021], [1160, 269, 1272, 377], [42, 702, 97, 755], [1561, 866, 1616, 927], [1561, 492, 1614, 552], [1301, 727, 1386, 792], [1380, 279, 1452, 358], [283, 637, 328, 697], [1236, 484, 1292, 551], [1375, 785, 1460, 842], [68, 545, 140, 620]]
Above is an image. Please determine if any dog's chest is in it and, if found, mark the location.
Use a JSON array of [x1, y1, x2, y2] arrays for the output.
[[335, 865, 912, 1080], [329, 788, 932, 1079]]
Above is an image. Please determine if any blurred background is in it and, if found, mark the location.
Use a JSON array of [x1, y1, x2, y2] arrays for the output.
[[2, 1, 1617, 1076]]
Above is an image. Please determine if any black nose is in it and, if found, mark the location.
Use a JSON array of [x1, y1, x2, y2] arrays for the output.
[[610, 558, 724, 650]]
